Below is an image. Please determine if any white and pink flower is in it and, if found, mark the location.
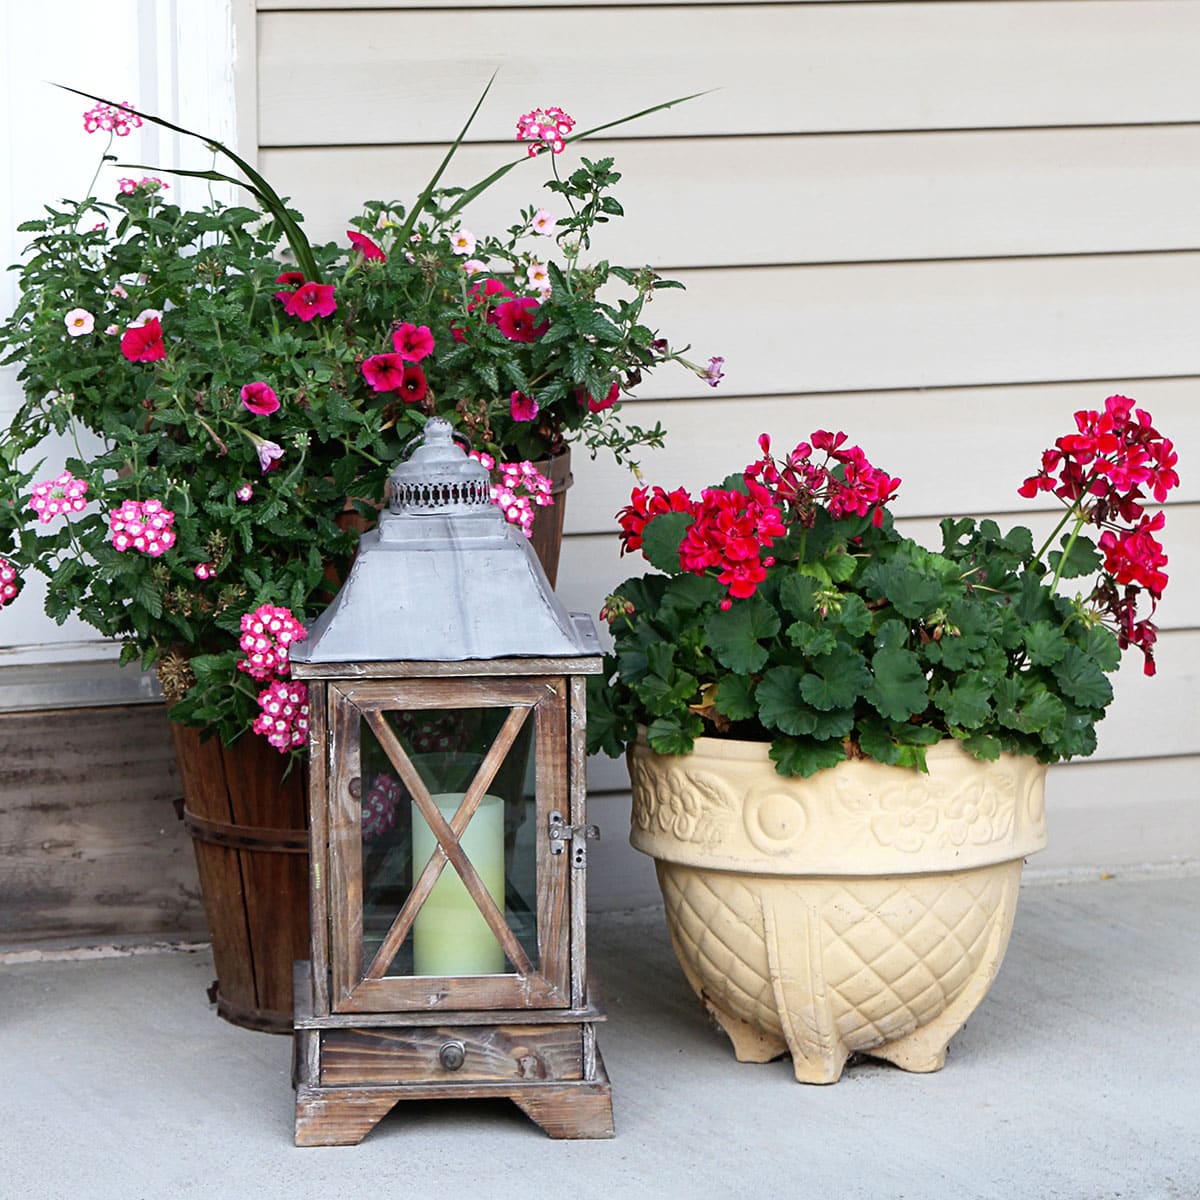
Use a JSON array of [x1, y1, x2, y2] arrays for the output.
[[237, 603, 308, 682], [108, 497, 177, 556], [252, 679, 310, 752], [29, 471, 89, 523], [64, 308, 95, 337]]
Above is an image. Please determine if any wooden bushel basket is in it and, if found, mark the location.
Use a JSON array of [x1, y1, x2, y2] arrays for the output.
[[172, 724, 309, 1033]]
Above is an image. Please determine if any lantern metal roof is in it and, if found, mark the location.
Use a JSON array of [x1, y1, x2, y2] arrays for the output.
[[291, 418, 599, 665]]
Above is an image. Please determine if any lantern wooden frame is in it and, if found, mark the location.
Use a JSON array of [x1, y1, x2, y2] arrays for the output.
[[291, 653, 613, 1146]]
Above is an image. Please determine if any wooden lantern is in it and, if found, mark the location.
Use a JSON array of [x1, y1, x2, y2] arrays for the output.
[[289, 420, 612, 1145]]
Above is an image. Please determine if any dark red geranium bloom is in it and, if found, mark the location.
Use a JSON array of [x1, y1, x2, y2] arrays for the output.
[[494, 297, 548, 343], [279, 281, 336, 322], [120, 317, 166, 363], [616, 486, 696, 556], [347, 230, 386, 262], [361, 353, 406, 392], [398, 364, 428, 404]]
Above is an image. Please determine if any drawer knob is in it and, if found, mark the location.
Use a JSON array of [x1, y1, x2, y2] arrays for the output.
[[439, 1039, 466, 1071]]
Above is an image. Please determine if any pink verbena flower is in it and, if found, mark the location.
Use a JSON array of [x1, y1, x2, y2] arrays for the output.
[[29, 472, 89, 523], [252, 679, 310, 752], [347, 230, 386, 262], [0, 558, 20, 607], [238, 603, 308, 682], [240, 381, 280, 416], [83, 101, 142, 137], [117, 178, 138, 195], [236, 484, 254, 503], [108, 498, 176, 556], [194, 563, 216, 580], [516, 106, 575, 156], [470, 454, 554, 538], [392, 323, 435, 363], [362, 773, 402, 839]]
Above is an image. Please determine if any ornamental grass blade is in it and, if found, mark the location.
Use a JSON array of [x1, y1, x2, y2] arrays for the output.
[[53, 84, 322, 282]]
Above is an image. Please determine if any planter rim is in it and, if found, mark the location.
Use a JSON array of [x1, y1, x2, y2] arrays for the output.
[[628, 732, 1048, 876]]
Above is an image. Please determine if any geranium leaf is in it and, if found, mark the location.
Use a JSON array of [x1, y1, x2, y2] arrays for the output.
[[799, 644, 871, 711], [1048, 533, 1102, 580], [1083, 626, 1122, 671], [769, 736, 846, 778], [704, 594, 781, 674], [787, 621, 836, 656], [866, 647, 928, 721], [639, 511, 692, 574], [1022, 620, 1067, 666], [835, 594, 873, 637], [1052, 646, 1114, 709], [645, 712, 704, 757], [933, 672, 993, 729], [714, 673, 758, 721], [779, 571, 815, 619]]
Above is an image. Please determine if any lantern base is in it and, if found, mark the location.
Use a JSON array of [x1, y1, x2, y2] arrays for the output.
[[291, 963, 614, 1144]]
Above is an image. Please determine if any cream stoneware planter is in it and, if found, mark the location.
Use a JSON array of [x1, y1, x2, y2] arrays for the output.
[[628, 734, 1047, 1083]]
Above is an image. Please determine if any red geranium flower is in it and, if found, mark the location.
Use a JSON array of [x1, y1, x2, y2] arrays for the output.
[[392, 323, 435, 363], [120, 317, 166, 363], [399, 364, 428, 404], [361, 353, 406, 392], [347, 230, 386, 262], [279, 281, 336, 322], [495, 297, 548, 343]]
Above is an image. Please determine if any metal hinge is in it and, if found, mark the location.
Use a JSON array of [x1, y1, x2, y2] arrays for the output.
[[548, 810, 600, 867]]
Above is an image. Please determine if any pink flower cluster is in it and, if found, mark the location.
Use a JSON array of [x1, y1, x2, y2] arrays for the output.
[[747, 432, 901, 529], [237, 603, 307, 681], [516, 106, 575, 156], [117, 176, 167, 195], [680, 481, 786, 604], [1019, 395, 1179, 675], [252, 680, 310, 753], [28, 471, 89, 523], [0, 558, 19, 607], [471, 453, 554, 537], [83, 101, 141, 137], [616, 432, 898, 605], [108, 498, 177, 556], [362, 773, 402, 839]]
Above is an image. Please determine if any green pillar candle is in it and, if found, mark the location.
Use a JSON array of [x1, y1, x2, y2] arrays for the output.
[[412, 793, 507, 976]]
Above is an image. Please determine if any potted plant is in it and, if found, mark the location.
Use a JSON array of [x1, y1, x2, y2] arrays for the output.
[[0, 87, 718, 1030], [588, 397, 1177, 1082]]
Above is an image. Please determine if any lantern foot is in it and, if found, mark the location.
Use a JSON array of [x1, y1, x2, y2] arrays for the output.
[[509, 1052, 614, 1139]]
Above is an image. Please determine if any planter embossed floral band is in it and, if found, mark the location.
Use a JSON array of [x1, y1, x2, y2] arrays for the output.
[[0, 84, 716, 1030], [589, 398, 1177, 1081]]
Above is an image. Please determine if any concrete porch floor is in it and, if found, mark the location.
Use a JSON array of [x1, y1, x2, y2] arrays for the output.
[[2, 870, 1198, 1200]]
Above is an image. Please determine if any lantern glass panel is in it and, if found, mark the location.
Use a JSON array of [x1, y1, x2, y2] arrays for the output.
[[359, 706, 540, 978]]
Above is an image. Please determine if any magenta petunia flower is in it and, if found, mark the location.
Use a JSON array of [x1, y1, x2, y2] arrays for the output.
[[278, 281, 336, 322], [120, 317, 166, 363], [240, 381, 280, 416], [399, 364, 428, 404], [510, 391, 539, 422], [362, 353, 407, 393], [494, 298, 548, 343], [391, 323, 435, 363], [347, 230, 386, 262]]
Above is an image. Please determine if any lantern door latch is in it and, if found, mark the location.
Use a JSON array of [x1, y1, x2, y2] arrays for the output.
[[548, 811, 600, 866]]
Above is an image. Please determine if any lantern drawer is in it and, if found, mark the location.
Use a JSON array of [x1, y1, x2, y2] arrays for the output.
[[318, 1023, 584, 1086]]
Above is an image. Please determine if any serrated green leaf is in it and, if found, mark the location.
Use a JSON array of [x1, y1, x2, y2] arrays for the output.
[[769, 736, 846, 778], [866, 647, 929, 721], [645, 712, 704, 757], [835, 594, 873, 637], [858, 723, 902, 766], [713, 673, 758, 721], [1048, 533, 1102, 580], [823, 548, 857, 583], [779, 571, 816, 619], [787, 621, 836, 656], [1083, 625, 1121, 672], [755, 666, 811, 735], [639, 511, 691, 574], [874, 619, 909, 651], [1052, 646, 1114, 709], [704, 594, 781, 674], [799, 644, 871, 711], [1022, 620, 1067, 666], [934, 671, 993, 729]]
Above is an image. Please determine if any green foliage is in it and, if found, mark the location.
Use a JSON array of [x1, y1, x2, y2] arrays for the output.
[[590, 508, 1128, 778], [0, 95, 713, 748]]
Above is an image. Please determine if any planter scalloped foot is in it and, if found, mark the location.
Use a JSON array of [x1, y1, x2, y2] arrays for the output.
[[630, 736, 1047, 1084]]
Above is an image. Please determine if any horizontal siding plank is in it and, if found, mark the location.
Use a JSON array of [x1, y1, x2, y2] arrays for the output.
[[257, 3, 1200, 146], [559, 381, 1199, 528], [581, 625, 1200, 792], [258, 1, 879, 8], [557, 503, 1200, 635], [617, 254, 1200, 401], [260, 124, 1200, 268]]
